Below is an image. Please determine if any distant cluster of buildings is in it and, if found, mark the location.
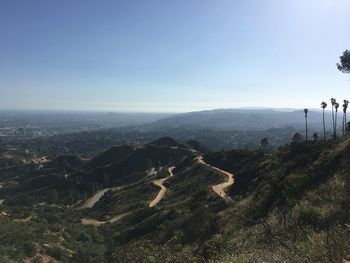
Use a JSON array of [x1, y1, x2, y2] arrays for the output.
[[0, 127, 56, 146]]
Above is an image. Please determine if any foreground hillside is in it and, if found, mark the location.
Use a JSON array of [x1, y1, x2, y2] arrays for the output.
[[205, 138, 350, 262], [0, 136, 349, 262]]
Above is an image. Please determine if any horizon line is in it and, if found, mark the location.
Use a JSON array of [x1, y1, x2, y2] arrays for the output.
[[0, 106, 332, 114]]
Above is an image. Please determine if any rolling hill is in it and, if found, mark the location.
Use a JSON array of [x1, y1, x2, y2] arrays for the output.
[[0, 136, 349, 262]]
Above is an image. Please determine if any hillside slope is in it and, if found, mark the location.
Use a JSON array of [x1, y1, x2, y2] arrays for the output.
[[0, 136, 349, 262], [201, 137, 350, 262]]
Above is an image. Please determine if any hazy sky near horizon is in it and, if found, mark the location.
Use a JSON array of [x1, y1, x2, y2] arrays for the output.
[[0, 0, 349, 112]]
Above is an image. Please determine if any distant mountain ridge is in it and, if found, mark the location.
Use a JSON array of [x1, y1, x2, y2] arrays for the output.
[[144, 108, 334, 131]]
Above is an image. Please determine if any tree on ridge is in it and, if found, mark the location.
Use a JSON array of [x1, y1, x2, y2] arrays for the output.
[[337, 50, 350, 74], [292, 132, 303, 144], [260, 138, 269, 150], [330, 98, 337, 139], [304, 109, 309, 141], [342, 100, 349, 135], [321, 101, 327, 141], [335, 102, 340, 139]]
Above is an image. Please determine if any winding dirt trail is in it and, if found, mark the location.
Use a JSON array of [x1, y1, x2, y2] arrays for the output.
[[149, 166, 175, 208], [14, 216, 32, 223], [197, 156, 234, 202], [79, 182, 141, 210], [81, 213, 129, 226], [81, 188, 112, 209]]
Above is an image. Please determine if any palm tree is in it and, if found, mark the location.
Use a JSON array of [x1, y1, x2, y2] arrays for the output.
[[346, 99, 349, 127], [330, 98, 336, 139], [342, 100, 349, 135], [335, 102, 340, 139], [304, 108, 309, 141], [321, 102, 327, 141]]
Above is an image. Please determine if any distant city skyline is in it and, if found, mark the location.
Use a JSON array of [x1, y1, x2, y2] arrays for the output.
[[1, 0, 349, 112]]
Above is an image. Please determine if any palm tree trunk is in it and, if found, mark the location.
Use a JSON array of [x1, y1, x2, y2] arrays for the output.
[[342, 113, 345, 136], [323, 109, 326, 141], [335, 111, 338, 139], [305, 116, 308, 141], [346, 112, 347, 133], [332, 106, 335, 139]]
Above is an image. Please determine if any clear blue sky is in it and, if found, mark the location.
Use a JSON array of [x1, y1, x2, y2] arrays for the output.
[[0, 0, 349, 112]]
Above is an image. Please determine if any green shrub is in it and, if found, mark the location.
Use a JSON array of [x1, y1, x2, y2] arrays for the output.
[[282, 174, 310, 205], [45, 246, 67, 260], [296, 206, 319, 227], [76, 232, 92, 243], [33, 256, 42, 263], [268, 169, 284, 186], [200, 239, 224, 260], [23, 242, 37, 257], [72, 243, 105, 263], [48, 224, 61, 232], [243, 203, 263, 221], [45, 213, 61, 224]]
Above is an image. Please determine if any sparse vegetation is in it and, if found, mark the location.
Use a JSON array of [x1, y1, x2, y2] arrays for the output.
[[1, 134, 350, 262]]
